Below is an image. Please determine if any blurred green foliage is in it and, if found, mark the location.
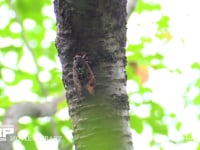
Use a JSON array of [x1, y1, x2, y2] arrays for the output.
[[135, 0, 161, 13], [0, 0, 72, 149]]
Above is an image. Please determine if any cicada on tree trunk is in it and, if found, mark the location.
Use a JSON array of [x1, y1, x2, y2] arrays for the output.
[[73, 54, 95, 96]]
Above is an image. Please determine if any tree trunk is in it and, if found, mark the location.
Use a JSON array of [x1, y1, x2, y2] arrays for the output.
[[54, 0, 133, 150]]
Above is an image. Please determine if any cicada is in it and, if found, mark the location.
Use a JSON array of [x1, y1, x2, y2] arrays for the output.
[[73, 54, 95, 96]]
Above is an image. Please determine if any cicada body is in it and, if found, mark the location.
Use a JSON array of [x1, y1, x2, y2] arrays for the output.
[[73, 54, 95, 96]]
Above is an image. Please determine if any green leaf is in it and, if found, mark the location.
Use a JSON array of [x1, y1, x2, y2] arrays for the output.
[[127, 43, 144, 53], [15, 0, 47, 22], [18, 123, 35, 136], [176, 122, 182, 130], [55, 117, 72, 130], [157, 16, 170, 30], [38, 122, 52, 137], [194, 95, 200, 105], [44, 69, 63, 95], [191, 62, 200, 69], [169, 113, 176, 118], [144, 102, 168, 135], [149, 139, 155, 147], [148, 120, 168, 135], [57, 100, 67, 110], [130, 115, 144, 134], [139, 86, 152, 94], [149, 102, 165, 119], [0, 96, 13, 108], [20, 139, 37, 150], [126, 65, 139, 81], [135, 1, 161, 13], [141, 37, 152, 43], [195, 78, 200, 87], [183, 133, 193, 142], [5, 71, 42, 96], [59, 138, 73, 150], [151, 63, 166, 70], [197, 143, 200, 150]]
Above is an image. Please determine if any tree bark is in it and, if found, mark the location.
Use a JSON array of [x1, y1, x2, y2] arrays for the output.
[[54, 0, 133, 150]]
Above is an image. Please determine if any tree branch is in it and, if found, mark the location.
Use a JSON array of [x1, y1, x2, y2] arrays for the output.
[[0, 93, 65, 150], [3, 93, 65, 125]]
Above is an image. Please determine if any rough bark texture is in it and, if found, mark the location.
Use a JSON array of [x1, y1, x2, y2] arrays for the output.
[[54, 0, 133, 150]]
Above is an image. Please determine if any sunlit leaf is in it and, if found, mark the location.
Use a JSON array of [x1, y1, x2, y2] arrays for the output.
[[20, 139, 37, 150], [176, 122, 182, 130], [130, 115, 144, 134], [157, 16, 170, 30], [194, 95, 200, 105], [135, 0, 161, 13], [191, 62, 200, 69]]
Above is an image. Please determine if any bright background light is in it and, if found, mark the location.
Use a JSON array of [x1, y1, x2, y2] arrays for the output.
[[127, 0, 200, 149]]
